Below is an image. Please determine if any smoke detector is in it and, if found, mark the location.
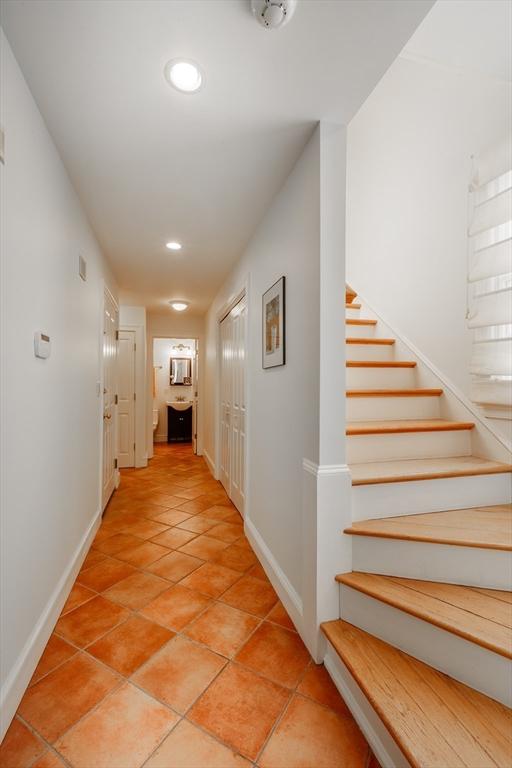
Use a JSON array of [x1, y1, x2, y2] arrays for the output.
[[251, 0, 297, 30]]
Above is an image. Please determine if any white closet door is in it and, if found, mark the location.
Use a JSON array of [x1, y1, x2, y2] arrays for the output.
[[230, 297, 246, 512], [220, 314, 232, 492], [219, 295, 246, 514], [117, 329, 136, 468]]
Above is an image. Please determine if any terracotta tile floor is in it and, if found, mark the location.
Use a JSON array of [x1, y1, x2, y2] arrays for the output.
[[1, 443, 378, 768]]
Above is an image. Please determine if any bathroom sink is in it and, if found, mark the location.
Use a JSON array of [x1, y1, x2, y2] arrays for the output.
[[167, 401, 193, 411]]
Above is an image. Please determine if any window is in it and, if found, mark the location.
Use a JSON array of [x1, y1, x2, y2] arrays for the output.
[[468, 142, 512, 419]]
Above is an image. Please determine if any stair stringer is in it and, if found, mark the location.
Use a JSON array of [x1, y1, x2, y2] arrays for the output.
[[351, 292, 511, 464], [324, 639, 411, 768]]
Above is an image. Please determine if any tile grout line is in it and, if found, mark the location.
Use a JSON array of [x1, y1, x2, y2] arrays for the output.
[[11, 447, 363, 768]]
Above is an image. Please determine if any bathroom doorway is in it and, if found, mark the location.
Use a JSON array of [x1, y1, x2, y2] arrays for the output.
[[152, 338, 199, 453]]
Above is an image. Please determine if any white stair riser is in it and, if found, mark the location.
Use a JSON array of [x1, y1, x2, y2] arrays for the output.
[[345, 306, 361, 318], [324, 643, 412, 768], [346, 367, 417, 389], [347, 430, 472, 464], [347, 396, 441, 421], [351, 472, 512, 519], [339, 586, 511, 707], [346, 344, 395, 361], [345, 324, 377, 339], [350, 535, 512, 590]]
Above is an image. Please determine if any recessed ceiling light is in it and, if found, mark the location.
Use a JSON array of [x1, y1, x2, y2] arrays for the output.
[[170, 301, 189, 312], [164, 59, 203, 94], [166, 241, 182, 251]]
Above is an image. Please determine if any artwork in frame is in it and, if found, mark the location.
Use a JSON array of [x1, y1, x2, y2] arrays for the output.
[[262, 276, 286, 369]]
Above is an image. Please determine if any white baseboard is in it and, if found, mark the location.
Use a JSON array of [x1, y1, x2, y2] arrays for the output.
[[0, 508, 102, 740], [202, 448, 216, 479], [324, 641, 410, 768], [244, 516, 303, 634]]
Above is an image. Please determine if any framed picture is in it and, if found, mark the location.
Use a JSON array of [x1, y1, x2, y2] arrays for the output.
[[262, 276, 286, 369]]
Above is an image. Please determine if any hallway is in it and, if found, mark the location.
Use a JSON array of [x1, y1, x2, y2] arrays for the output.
[[1, 445, 376, 768]]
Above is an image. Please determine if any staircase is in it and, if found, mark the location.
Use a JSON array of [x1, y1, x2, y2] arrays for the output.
[[321, 288, 512, 768]]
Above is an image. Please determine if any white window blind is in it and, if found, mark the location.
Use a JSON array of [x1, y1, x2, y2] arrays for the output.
[[467, 139, 512, 417]]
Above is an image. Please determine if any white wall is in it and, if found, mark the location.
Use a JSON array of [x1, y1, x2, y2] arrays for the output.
[[119, 305, 147, 467], [203, 124, 348, 653], [153, 338, 195, 442], [346, 53, 511, 437], [0, 30, 117, 736], [146, 312, 205, 459]]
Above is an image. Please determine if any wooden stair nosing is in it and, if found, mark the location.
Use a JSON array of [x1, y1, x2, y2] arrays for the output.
[[346, 318, 378, 326], [351, 461, 512, 486], [346, 360, 417, 368], [336, 572, 512, 659], [346, 419, 475, 436], [321, 620, 512, 768], [347, 388, 443, 398], [346, 302, 361, 309], [344, 505, 512, 552], [346, 337, 395, 345]]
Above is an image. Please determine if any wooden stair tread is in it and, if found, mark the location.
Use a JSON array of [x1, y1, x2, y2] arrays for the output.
[[346, 337, 395, 345], [336, 572, 512, 658], [321, 620, 512, 768], [345, 505, 512, 550], [347, 419, 474, 435], [346, 288, 357, 303], [346, 318, 377, 326], [347, 388, 443, 397], [350, 456, 512, 485], [345, 302, 361, 309], [347, 360, 417, 368]]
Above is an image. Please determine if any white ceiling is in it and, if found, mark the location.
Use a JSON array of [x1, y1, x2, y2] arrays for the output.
[[404, 0, 512, 82], [1, 0, 433, 314]]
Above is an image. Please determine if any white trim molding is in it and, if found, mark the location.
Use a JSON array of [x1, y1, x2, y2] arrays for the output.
[[244, 516, 303, 632], [324, 640, 410, 768], [0, 508, 102, 740], [303, 459, 350, 477], [202, 447, 217, 480], [302, 460, 352, 660]]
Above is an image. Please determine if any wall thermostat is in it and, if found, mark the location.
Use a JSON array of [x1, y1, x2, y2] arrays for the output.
[[34, 331, 51, 359]]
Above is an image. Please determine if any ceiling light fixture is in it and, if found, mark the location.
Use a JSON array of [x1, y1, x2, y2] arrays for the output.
[[166, 241, 182, 251], [164, 59, 203, 94], [170, 301, 189, 312]]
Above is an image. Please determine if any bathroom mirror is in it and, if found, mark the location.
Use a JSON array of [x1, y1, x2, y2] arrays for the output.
[[170, 357, 192, 385]]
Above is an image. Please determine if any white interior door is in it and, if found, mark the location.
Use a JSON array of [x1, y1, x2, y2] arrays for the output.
[[219, 295, 247, 513], [102, 288, 118, 509], [220, 316, 232, 492], [118, 329, 135, 468]]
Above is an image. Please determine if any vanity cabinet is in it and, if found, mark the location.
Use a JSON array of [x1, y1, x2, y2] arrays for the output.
[[167, 405, 192, 443]]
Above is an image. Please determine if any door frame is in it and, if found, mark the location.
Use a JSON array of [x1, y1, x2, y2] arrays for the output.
[[117, 328, 136, 468], [150, 335, 200, 456], [119, 319, 147, 468], [215, 275, 251, 517], [99, 282, 119, 511]]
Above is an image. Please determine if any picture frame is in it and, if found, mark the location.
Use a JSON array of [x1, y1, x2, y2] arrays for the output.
[[262, 276, 286, 369]]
